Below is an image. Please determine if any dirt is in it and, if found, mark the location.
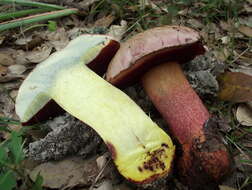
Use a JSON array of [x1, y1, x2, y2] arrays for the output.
[[1, 0, 252, 190]]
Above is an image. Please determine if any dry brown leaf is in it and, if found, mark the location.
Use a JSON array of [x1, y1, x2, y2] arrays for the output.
[[108, 20, 127, 41], [93, 180, 113, 190], [15, 35, 44, 50], [221, 36, 230, 44], [219, 185, 237, 190], [94, 15, 115, 28], [8, 65, 27, 75], [0, 74, 24, 83], [13, 50, 28, 65], [238, 25, 252, 37], [236, 102, 252, 126], [114, 182, 133, 190], [44, 28, 69, 51], [0, 65, 24, 82], [14, 47, 52, 65], [30, 156, 99, 189], [26, 44, 52, 63], [0, 90, 15, 118], [79, 0, 100, 8], [0, 65, 7, 76], [218, 72, 252, 102], [0, 53, 15, 66], [10, 90, 18, 100], [219, 20, 235, 32], [0, 36, 4, 45], [231, 66, 252, 76], [15, 36, 33, 46], [188, 18, 204, 29], [213, 49, 230, 62], [139, 0, 166, 13]]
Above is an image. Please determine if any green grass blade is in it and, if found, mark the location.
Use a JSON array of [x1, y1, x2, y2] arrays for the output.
[[0, 0, 65, 10], [0, 8, 52, 21], [0, 8, 78, 32], [0, 170, 16, 190], [0, 116, 19, 122]]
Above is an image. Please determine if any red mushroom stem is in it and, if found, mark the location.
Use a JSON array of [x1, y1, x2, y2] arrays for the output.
[[142, 62, 231, 188]]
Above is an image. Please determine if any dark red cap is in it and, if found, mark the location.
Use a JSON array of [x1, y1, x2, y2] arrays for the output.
[[106, 25, 205, 88]]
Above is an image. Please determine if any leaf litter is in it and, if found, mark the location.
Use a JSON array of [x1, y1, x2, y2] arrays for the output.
[[1, 0, 252, 190]]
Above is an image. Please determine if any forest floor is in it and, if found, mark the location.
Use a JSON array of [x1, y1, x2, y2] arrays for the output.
[[0, 0, 251, 190]]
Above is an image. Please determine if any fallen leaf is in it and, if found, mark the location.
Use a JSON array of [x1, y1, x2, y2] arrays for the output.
[[15, 36, 33, 46], [221, 36, 230, 44], [234, 153, 252, 172], [230, 66, 252, 76], [93, 180, 113, 190], [238, 25, 252, 37], [79, 0, 100, 8], [108, 20, 127, 41], [0, 89, 15, 118], [244, 3, 252, 13], [0, 65, 24, 83], [138, 0, 167, 13], [96, 154, 108, 170], [114, 182, 133, 190], [0, 65, 7, 76], [188, 18, 204, 29], [15, 35, 43, 50], [218, 72, 252, 102], [30, 156, 99, 189], [0, 36, 4, 45], [94, 15, 115, 28], [239, 17, 252, 28], [219, 20, 236, 32], [14, 50, 30, 65], [26, 44, 52, 64], [8, 65, 27, 75], [43, 28, 69, 51], [219, 185, 237, 190], [0, 53, 15, 66], [232, 51, 252, 66], [213, 48, 230, 62], [13, 41, 56, 65], [0, 74, 24, 83], [236, 102, 252, 126]]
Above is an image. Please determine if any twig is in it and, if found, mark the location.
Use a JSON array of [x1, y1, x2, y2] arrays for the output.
[[89, 157, 111, 190], [231, 47, 250, 64]]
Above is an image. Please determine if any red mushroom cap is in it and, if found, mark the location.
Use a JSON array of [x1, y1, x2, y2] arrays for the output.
[[106, 25, 205, 88]]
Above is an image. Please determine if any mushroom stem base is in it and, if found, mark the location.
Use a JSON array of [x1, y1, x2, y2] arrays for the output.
[[142, 62, 231, 188]]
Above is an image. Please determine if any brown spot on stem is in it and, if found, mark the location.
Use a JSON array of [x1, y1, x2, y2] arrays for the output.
[[106, 141, 117, 160], [138, 166, 143, 172], [161, 143, 168, 148], [140, 145, 169, 173]]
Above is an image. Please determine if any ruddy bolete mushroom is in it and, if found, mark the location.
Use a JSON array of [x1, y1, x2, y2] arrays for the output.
[[15, 35, 175, 184], [106, 26, 231, 189]]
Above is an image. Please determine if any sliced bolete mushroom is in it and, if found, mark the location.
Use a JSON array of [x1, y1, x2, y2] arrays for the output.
[[106, 26, 231, 188], [15, 34, 175, 184]]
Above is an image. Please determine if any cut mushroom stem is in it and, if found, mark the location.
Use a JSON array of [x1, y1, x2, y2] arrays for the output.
[[15, 35, 175, 184], [142, 62, 230, 188]]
